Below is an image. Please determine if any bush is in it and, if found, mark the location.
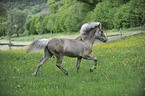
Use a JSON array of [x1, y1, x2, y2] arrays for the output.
[[39, 14, 57, 34], [32, 5, 42, 14], [85, 1, 116, 29], [25, 15, 43, 35], [33, 2, 91, 34], [17, 4, 26, 10], [113, 0, 145, 28]]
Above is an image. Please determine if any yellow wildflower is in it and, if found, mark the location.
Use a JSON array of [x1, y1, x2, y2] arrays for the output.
[[17, 85, 20, 87], [33, 83, 35, 87]]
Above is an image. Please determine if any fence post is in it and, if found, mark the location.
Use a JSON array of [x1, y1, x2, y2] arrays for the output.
[[120, 28, 122, 39], [140, 24, 142, 32], [8, 37, 12, 50]]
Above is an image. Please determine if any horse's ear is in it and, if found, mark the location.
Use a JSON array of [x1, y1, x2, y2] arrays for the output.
[[96, 27, 100, 32], [96, 27, 99, 30], [74, 35, 82, 41]]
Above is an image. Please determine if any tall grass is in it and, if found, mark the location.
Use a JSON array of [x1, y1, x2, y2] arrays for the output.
[[0, 33, 145, 96]]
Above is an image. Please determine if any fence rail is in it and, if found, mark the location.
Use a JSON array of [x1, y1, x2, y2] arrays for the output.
[[0, 42, 28, 50], [106, 26, 145, 43], [107, 34, 121, 37], [121, 32, 143, 39]]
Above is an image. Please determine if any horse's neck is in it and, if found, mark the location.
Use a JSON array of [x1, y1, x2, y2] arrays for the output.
[[84, 31, 96, 46], [84, 36, 96, 46]]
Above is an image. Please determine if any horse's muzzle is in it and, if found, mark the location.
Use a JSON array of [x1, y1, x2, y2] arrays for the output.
[[103, 38, 108, 43]]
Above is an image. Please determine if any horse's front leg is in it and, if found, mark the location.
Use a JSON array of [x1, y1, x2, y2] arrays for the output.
[[76, 57, 82, 73], [83, 55, 97, 72]]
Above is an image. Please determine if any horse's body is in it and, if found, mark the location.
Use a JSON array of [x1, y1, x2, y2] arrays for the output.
[[26, 22, 107, 76], [48, 37, 92, 58]]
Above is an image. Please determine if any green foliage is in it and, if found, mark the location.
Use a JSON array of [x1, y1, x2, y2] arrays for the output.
[[56, 2, 91, 32], [0, 1, 48, 36], [86, 0, 145, 29], [40, 14, 57, 34], [47, 0, 59, 13], [25, 15, 43, 35], [0, 2, 7, 36], [32, 5, 42, 14], [7, 10, 27, 37], [113, 0, 145, 28], [1, 0, 145, 35], [27, 2, 91, 34], [0, 18, 7, 36], [17, 4, 27, 10], [86, 1, 113, 29], [63, 3, 90, 32], [113, 3, 131, 28], [0, 2, 7, 17], [77, 0, 99, 7], [0, 34, 145, 96], [58, 0, 77, 12]]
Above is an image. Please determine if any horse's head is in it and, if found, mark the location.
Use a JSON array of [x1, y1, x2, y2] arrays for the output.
[[95, 28, 108, 43], [78, 22, 107, 43]]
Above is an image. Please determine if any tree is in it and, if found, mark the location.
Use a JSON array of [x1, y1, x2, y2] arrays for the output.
[[113, 0, 145, 28], [45, 14, 56, 34], [0, 2, 7, 17], [0, 2, 7, 36], [77, 0, 100, 7], [25, 15, 45, 35], [39, 14, 57, 34], [58, 0, 77, 11], [64, 3, 91, 32], [47, 0, 59, 13], [7, 10, 27, 37], [85, 1, 113, 29]]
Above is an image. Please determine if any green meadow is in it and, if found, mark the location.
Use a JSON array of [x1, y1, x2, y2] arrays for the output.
[[0, 33, 145, 96]]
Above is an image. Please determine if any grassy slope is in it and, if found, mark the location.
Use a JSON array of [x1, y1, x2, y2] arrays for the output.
[[0, 33, 145, 96]]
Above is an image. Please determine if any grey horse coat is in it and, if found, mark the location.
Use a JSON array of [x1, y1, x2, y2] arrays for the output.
[[26, 22, 107, 76]]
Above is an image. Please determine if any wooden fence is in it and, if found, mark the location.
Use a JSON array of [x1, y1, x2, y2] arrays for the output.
[[0, 26, 145, 49], [0, 42, 28, 50], [106, 26, 145, 43]]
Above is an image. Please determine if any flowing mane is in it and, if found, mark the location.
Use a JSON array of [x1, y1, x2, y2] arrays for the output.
[[80, 22, 101, 33]]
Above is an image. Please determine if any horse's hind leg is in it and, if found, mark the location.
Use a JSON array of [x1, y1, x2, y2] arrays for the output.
[[56, 55, 70, 76], [32, 48, 53, 76]]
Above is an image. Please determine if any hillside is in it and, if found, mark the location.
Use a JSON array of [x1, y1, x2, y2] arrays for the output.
[[0, 0, 145, 37], [3, 1, 49, 17]]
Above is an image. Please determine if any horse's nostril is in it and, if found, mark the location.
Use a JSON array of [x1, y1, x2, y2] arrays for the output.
[[103, 39, 108, 43]]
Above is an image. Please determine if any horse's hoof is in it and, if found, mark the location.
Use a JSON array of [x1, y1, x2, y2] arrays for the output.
[[65, 72, 71, 76], [90, 69, 94, 72], [66, 73, 71, 76], [32, 73, 37, 76]]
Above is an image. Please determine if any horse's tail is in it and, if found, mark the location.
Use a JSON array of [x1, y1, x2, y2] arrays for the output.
[[26, 39, 49, 55]]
